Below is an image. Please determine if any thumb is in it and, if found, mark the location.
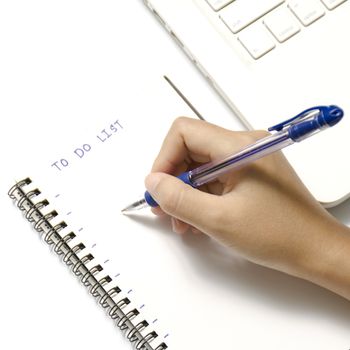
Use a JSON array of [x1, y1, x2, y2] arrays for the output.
[[145, 172, 220, 230]]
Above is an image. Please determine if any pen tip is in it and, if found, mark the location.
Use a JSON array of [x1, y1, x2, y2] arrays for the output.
[[121, 198, 148, 214]]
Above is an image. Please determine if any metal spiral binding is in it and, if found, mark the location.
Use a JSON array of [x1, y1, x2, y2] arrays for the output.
[[8, 178, 168, 350]]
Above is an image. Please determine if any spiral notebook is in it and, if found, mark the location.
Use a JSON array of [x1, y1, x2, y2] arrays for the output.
[[8, 177, 164, 349]]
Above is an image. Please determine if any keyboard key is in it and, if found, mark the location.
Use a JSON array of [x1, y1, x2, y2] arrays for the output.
[[264, 7, 300, 42], [206, 0, 234, 11], [238, 22, 276, 59], [220, 0, 285, 34], [288, 0, 325, 26], [321, 0, 347, 10]]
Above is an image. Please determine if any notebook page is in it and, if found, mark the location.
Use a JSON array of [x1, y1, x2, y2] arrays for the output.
[[1, 75, 199, 349]]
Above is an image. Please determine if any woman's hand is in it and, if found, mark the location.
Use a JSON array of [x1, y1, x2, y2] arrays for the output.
[[145, 117, 350, 300]]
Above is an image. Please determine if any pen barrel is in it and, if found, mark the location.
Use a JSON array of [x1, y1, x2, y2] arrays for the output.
[[190, 131, 293, 187], [145, 131, 292, 207]]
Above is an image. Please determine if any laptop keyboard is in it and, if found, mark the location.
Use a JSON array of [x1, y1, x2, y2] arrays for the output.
[[205, 0, 347, 59]]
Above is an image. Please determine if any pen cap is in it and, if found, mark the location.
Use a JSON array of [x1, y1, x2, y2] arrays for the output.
[[321, 105, 344, 127], [288, 105, 343, 142]]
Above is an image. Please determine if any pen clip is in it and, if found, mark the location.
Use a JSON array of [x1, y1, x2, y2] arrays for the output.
[[268, 106, 323, 132]]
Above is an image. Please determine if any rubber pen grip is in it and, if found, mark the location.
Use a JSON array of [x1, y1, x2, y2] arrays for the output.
[[144, 171, 193, 208]]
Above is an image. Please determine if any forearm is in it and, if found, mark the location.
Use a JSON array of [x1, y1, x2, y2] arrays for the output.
[[298, 218, 350, 300]]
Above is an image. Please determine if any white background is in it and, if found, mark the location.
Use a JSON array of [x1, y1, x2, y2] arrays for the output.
[[0, 1, 349, 350]]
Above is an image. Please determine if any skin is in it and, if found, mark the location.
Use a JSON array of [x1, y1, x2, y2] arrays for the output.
[[144, 117, 350, 301]]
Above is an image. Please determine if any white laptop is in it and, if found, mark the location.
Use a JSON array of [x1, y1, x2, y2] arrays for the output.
[[144, 0, 350, 207]]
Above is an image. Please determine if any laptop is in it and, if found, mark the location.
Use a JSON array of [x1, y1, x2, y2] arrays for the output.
[[144, 0, 350, 207]]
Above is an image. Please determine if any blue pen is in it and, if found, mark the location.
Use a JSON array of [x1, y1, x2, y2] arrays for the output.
[[122, 105, 344, 213]]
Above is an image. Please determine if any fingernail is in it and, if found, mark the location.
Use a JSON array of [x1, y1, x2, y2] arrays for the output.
[[171, 217, 178, 233], [172, 217, 184, 234]]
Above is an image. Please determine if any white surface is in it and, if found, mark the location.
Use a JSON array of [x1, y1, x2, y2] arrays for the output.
[[1, 1, 350, 350]]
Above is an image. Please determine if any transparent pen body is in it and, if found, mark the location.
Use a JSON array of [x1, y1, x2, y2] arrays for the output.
[[189, 130, 293, 187]]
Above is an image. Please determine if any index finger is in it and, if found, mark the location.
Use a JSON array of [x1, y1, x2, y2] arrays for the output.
[[151, 117, 243, 174]]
